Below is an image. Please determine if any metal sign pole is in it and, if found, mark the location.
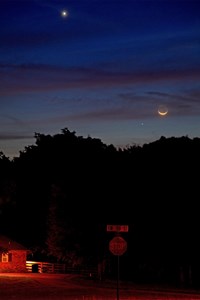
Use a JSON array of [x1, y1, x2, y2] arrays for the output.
[[117, 254, 120, 300], [107, 224, 129, 300]]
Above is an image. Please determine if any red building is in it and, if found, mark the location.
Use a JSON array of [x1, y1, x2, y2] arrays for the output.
[[0, 235, 29, 272]]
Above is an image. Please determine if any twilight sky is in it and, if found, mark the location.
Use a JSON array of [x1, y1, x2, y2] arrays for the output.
[[0, 0, 200, 158]]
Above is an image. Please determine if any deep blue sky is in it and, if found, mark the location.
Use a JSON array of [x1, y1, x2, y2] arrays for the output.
[[0, 0, 200, 158]]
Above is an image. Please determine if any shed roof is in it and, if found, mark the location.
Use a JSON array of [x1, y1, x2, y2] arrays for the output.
[[0, 235, 27, 251]]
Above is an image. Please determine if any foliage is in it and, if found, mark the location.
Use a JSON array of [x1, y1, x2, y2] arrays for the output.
[[1, 130, 200, 285]]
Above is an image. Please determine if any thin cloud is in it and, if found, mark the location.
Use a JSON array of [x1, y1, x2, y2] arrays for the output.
[[1, 98, 199, 132], [0, 134, 34, 141], [146, 90, 200, 105], [66, 108, 153, 121], [147, 92, 171, 97], [1, 64, 200, 96]]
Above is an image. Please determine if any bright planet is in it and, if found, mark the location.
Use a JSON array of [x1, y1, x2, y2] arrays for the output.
[[61, 10, 68, 18]]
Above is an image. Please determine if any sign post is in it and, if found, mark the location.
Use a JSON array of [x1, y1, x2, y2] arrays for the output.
[[107, 225, 128, 300]]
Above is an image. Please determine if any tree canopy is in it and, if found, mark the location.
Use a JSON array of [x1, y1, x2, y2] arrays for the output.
[[0, 129, 200, 285]]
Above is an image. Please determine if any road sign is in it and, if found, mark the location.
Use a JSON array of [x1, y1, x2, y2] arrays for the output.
[[107, 225, 129, 232], [109, 236, 127, 256]]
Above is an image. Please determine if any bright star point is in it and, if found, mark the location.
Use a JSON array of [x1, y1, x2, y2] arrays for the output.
[[61, 10, 69, 18]]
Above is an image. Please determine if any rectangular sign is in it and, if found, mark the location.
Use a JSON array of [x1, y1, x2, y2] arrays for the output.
[[106, 225, 129, 232]]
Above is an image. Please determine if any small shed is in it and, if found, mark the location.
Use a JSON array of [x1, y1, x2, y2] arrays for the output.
[[0, 235, 28, 272]]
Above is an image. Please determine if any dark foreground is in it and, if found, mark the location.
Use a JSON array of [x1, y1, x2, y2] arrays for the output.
[[1, 273, 200, 300]]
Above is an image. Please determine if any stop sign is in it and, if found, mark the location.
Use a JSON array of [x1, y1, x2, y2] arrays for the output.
[[109, 236, 127, 256]]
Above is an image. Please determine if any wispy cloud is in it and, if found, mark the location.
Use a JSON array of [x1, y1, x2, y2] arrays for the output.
[[0, 134, 33, 141], [1, 63, 200, 96]]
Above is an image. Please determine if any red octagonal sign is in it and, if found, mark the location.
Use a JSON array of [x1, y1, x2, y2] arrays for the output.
[[109, 236, 127, 256]]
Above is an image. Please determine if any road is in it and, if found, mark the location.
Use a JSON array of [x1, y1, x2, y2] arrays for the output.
[[0, 273, 200, 299]]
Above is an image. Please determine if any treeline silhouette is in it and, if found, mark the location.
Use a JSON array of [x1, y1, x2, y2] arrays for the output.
[[0, 128, 200, 287]]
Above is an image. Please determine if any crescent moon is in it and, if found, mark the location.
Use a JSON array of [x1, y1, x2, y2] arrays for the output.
[[158, 110, 168, 116], [158, 105, 168, 116]]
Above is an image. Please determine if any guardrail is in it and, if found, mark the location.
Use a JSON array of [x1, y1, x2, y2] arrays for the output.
[[26, 261, 97, 277], [26, 261, 66, 273]]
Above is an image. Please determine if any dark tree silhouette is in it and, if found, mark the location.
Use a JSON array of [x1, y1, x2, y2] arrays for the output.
[[1, 130, 200, 286]]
